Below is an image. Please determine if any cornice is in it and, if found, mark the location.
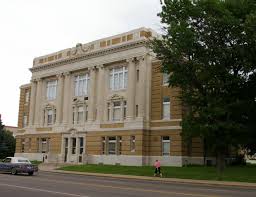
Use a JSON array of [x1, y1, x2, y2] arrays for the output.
[[30, 39, 148, 73]]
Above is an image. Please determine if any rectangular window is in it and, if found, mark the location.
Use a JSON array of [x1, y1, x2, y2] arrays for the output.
[[72, 138, 76, 154], [162, 136, 170, 156], [163, 96, 170, 119], [123, 101, 127, 120], [130, 136, 136, 152], [102, 137, 106, 154], [136, 69, 139, 82], [23, 115, 27, 128], [136, 105, 138, 117], [47, 109, 53, 125], [109, 66, 128, 90], [118, 137, 122, 155], [46, 80, 57, 100], [113, 101, 121, 121], [77, 106, 84, 124], [41, 138, 47, 153], [163, 73, 169, 86], [75, 74, 90, 96], [108, 136, 116, 155], [72, 107, 75, 124], [79, 137, 84, 154], [25, 91, 30, 103], [85, 105, 88, 121]]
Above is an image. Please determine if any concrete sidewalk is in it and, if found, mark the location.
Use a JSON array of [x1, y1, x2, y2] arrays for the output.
[[38, 163, 256, 188]]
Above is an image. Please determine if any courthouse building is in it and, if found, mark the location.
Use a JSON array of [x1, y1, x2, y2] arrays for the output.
[[15, 27, 204, 166]]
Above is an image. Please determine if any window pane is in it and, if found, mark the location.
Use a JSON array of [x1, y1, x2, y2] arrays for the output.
[[162, 136, 170, 156], [113, 108, 121, 121], [108, 142, 116, 154], [163, 73, 169, 85], [72, 138, 76, 154], [75, 75, 89, 96], [77, 107, 84, 124]]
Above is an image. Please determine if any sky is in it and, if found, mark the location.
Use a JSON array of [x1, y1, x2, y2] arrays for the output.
[[0, 0, 162, 126]]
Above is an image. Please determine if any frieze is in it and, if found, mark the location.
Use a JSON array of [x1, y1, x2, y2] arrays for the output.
[[30, 40, 147, 73]]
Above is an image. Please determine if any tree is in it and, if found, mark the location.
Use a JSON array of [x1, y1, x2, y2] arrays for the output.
[[0, 117, 16, 159], [151, 0, 256, 173]]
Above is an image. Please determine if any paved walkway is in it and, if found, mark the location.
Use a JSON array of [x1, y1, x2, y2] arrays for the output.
[[38, 163, 256, 188]]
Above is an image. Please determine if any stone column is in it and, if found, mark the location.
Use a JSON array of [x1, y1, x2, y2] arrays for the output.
[[126, 58, 136, 121], [63, 72, 71, 126], [40, 81, 46, 127], [34, 78, 43, 127], [138, 56, 147, 119], [88, 67, 96, 122], [29, 79, 37, 126], [96, 65, 105, 122], [103, 71, 109, 122], [56, 73, 64, 125]]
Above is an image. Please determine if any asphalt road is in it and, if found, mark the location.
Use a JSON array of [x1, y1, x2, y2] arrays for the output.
[[0, 171, 256, 197]]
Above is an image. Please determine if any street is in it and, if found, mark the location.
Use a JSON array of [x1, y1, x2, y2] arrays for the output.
[[0, 171, 255, 197]]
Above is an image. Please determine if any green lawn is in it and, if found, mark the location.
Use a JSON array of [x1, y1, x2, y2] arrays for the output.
[[58, 164, 256, 183]]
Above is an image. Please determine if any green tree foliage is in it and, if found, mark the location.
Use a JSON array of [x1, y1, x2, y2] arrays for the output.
[[0, 118, 16, 159], [152, 0, 256, 173]]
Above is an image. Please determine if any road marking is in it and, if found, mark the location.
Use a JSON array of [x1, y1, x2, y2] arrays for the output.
[[21, 177, 220, 197], [0, 183, 89, 197], [0, 173, 222, 197]]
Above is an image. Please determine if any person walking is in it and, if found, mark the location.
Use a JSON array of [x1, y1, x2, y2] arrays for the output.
[[154, 160, 162, 177]]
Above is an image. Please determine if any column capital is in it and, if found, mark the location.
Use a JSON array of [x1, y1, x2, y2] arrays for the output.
[[96, 64, 104, 70], [31, 78, 41, 83], [56, 73, 64, 78], [126, 57, 136, 64], [88, 66, 97, 72], [63, 71, 71, 76], [136, 56, 145, 62]]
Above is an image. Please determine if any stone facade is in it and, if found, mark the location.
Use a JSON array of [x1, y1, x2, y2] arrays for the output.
[[15, 27, 206, 166]]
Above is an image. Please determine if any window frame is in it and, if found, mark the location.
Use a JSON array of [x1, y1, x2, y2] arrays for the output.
[[74, 74, 90, 97], [162, 136, 171, 156], [109, 66, 128, 91], [162, 96, 171, 120], [46, 80, 57, 100]]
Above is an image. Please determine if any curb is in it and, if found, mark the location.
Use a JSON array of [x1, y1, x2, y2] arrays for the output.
[[39, 168, 256, 189]]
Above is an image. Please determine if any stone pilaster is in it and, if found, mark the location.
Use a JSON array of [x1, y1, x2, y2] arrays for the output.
[[56, 73, 64, 125], [126, 58, 136, 121], [88, 67, 96, 122], [28, 79, 37, 126], [138, 56, 146, 119], [96, 65, 105, 122], [34, 78, 43, 127], [63, 72, 71, 126]]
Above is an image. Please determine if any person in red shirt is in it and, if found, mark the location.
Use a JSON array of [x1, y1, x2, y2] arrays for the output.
[[154, 160, 162, 177]]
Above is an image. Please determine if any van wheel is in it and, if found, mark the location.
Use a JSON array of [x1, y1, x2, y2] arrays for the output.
[[11, 168, 17, 175], [28, 172, 34, 176]]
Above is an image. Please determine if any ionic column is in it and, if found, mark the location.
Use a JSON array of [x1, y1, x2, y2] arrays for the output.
[[88, 67, 96, 122], [29, 79, 37, 126], [138, 56, 146, 118], [126, 58, 136, 121], [56, 73, 64, 125], [96, 65, 105, 122], [40, 81, 46, 127], [63, 72, 71, 126], [34, 78, 43, 127]]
